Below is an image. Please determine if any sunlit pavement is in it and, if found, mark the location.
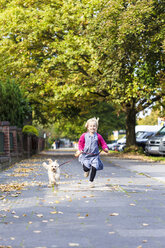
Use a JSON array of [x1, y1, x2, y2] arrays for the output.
[[0, 149, 165, 248]]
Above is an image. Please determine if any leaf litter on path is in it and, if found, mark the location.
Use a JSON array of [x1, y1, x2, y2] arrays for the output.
[[0, 182, 28, 192]]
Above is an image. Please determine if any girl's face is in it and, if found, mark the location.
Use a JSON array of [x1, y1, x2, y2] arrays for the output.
[[88, 121, 97, 134]]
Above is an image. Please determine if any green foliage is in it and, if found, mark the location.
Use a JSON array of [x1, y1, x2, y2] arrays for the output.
[[46, 101, 126, 141], [87, 0, 165, 145], [22, 125, 39, 137], [145, 155, 165, 162], [0, 79, 31, 127], [0, 0, 164, 145]]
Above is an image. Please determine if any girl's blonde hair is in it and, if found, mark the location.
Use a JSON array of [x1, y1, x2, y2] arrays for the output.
[[85, 117, 99, 129]]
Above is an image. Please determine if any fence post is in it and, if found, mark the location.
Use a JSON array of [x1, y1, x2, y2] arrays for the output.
[[38, 137, 41, 153], [17, 128, 23, 157], [10, 126, 18, 157], [0, 121, 10, 158]]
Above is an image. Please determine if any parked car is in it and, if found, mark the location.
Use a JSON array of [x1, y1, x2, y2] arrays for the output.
[[145, 126, 165, 155], [136, 131, 156, 150], [108, 126, 161, 153], [115, 131, 157, 152], [159, 136, 165, 155], [107, 142, 118, 151], [117, 136, 126, 151]]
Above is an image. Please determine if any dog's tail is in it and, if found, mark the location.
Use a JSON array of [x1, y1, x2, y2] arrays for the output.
[[42, 162, 49, 169]]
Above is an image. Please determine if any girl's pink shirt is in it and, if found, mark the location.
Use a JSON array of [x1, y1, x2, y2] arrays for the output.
[[78, 132, 108, 151]]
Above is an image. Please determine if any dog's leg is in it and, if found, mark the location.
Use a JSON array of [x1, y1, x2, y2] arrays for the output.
[[54, 166, 60, 181], [48, 170, 56, 187]]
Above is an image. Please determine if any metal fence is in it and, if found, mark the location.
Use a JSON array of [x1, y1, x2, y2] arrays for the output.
[[0, 132, 4, 153], [0, 122, 45, 161], [10, 132, 14, 151]]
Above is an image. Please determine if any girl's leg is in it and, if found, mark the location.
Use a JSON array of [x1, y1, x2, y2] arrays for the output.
[[90, 166, 97, 182], [83, 164, 90, 178], [83, 165, 90, 172]]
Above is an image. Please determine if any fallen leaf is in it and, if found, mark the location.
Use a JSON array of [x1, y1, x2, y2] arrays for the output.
[[33, 230, 41, 233], [110, 213, 119, 216], [142, 223, 149, 226], [10, 237, 15, 240], [68, 243, 79, 247], [11, 194, 19, 197], [0, 214, 6, 218], [50, 211, 63, 215], [142, 240, 148, 243], [13, 215, 19, 218], [49, 219, 54, 222], [36, 214, 43, 218], [50, 211, 57, 214]]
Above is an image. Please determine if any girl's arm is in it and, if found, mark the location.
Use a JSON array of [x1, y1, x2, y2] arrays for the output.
[[75, 133, 86, 157], [97, 133, 109, 152]]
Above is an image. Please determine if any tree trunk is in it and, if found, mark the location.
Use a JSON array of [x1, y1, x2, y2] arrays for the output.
[[125, 103, 136, 147]]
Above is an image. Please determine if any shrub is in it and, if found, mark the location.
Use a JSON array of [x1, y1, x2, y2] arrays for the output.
[[124, 145, 144, 154], [23, 125, 39, 137], [0, 79, 31, 127]]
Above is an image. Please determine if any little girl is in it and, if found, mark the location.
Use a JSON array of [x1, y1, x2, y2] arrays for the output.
[[75, 117, 109, 187]]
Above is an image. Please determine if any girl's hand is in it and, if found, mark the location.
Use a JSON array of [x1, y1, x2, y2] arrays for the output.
[[75, 150, 82, 157], [104, 148, 109, 153]]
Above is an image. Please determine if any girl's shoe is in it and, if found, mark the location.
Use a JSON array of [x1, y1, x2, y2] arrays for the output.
[[84, 171, 89, 178], [89, 181, 95, 188]]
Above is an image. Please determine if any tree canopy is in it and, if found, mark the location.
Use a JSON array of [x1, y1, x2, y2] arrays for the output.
[[0, 80, 31, 127], [0, 0, 164, 143], [86, 0, 165, 145]]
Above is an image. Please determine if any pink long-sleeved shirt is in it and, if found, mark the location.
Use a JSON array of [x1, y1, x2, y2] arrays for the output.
[[78, 132, 108, 151]]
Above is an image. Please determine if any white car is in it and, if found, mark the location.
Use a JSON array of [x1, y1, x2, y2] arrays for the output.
[[145, 126, 165, 155], [107, 142, 118, 150], [159, 136, 165, 155]]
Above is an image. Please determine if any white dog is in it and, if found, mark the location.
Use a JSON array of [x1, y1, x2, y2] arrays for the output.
[[42, 159, 60, 187]]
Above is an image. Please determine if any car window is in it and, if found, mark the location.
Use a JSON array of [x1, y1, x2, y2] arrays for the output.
[[143, 132, 155, 139], [136, 131, 145, 138], [155, 126, 165, 136]]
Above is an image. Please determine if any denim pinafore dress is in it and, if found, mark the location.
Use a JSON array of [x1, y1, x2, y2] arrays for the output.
[[79, 132, 104, 170]]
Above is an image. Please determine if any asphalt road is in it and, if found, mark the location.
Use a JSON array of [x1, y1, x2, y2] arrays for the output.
[[0, 150, 165, 248]]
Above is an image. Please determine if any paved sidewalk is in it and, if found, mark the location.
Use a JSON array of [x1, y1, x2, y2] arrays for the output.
[[105, 157, 165, 184], [0, 150, 165, 248]]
